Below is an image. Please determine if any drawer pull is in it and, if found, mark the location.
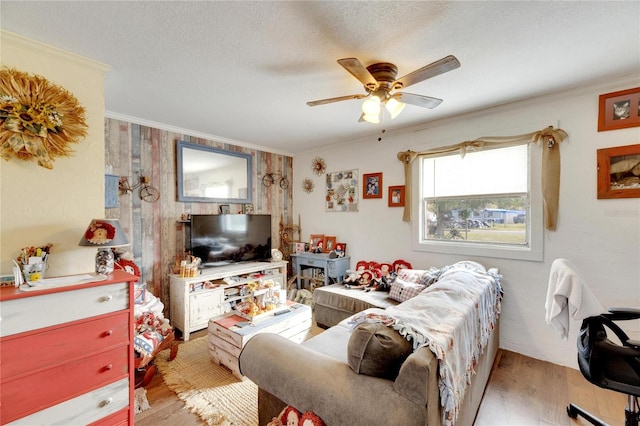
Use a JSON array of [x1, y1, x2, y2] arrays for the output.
[[99, 397, 113, 408], [103, 329, 113, 337], [103, 364, 113, 371], [102, 294, 113, 302]]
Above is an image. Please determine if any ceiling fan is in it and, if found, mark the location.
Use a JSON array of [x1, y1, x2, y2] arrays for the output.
[[307, 55, 460, 123]]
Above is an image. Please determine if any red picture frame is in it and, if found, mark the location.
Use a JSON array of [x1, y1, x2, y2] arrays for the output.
[[388, 185, 405, 207], [597, 144, 640, 199], [363, 172, 383, 199], [598, 87, 640, 132], [322, 236, 336, 253]]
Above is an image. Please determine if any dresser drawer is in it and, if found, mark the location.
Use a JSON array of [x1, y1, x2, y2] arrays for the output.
[[1, 346, 129, 423], [7, 378, 129, 426], [1, 311, 130, 381], [0, 282, 129, 337]]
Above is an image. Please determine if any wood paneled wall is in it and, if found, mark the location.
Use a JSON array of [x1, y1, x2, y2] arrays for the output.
[[104, 119, 293, 310]]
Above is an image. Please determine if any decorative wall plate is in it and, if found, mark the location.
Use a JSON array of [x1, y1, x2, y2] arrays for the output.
[[303, 178, 314, 193], [271, 249, 283, 262], [311, 157, 326, 176]]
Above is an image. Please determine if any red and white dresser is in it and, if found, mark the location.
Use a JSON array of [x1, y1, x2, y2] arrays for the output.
[[0, 270, 136, 425]]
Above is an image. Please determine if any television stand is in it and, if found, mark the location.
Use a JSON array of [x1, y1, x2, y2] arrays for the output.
[[169, 261, 287, 341]]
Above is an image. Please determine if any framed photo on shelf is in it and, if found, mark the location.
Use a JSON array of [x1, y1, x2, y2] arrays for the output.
[[294, 242, 306, 253], [219, 204, 230, 214], [242, 203, 254, 214], [310, 234, 324, 251], [363, 172, 383, 199], [323, 236, 336, 253], [388, 185, 405, 207], [597, 144, 640, 199], [335, 242, 346, 257], [598, 87, 640, 132]]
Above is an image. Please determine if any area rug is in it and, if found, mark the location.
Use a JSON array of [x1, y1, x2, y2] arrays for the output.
[[155, 336, 258, 426]]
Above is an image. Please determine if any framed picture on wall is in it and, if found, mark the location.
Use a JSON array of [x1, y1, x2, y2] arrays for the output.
[[363, 172, 383, 199], [326, 169, 358, 212], [388, 185, 405, 207], [597, 143, 640, 199], [598, 87, 640, 132]]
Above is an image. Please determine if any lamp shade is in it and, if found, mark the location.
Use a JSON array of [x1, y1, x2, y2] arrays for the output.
[[79, 219, 129, 247], [79, 219, 129, 274]]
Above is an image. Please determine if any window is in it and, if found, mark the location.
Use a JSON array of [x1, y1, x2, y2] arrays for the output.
[[413, 143, 543, 261]]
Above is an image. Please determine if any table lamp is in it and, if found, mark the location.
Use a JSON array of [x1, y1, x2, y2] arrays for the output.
[[78, 219, 129, 274]]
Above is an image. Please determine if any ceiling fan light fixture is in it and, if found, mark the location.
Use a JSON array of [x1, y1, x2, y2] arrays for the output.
[[362, 96, 381, 116], [385, 97, 406, 119], [362, 112, 380, 124]]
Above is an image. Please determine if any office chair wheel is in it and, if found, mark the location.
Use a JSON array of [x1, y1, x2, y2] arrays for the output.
[[567, 404, 578, 418]]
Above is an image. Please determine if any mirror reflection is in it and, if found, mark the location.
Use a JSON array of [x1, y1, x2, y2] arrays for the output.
[[177, 141, 252, 203]]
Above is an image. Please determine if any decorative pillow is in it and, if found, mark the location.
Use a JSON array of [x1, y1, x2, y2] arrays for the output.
[[396, 268, 427, 284], [347, 322, 413, 379], [389, 277, 426, 302]]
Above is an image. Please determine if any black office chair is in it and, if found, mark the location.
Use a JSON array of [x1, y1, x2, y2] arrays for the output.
[[567, 307, 640, 426]]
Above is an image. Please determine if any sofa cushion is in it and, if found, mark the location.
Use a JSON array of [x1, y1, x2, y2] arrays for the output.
[[347, 322, 412, 379], [389, 278, 426, 302]]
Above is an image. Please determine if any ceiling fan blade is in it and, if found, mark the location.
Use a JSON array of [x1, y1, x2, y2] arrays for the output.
[[307, 93, 367, 107], [396, 92, 443, 109], [337, 58, 377, 89], [393, 55, 460, 89]]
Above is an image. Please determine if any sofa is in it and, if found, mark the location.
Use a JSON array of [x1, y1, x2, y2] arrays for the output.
[[239, 261, 502, 426], [313, 281, 399, 328]]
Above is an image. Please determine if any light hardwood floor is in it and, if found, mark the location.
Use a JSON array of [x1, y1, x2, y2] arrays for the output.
[[136, 331, 627, 426]]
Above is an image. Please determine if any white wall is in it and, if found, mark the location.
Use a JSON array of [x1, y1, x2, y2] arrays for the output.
[[293, 76, 640, 368], [0, 31, 110, 276]]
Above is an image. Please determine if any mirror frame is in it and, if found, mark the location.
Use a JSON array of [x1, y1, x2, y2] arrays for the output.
[[176, 140, 253, 204]]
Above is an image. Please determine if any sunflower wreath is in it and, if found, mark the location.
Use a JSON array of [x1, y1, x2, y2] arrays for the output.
[[0, 68, 88, 169]]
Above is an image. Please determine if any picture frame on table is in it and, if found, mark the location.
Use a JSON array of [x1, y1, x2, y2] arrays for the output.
[[597, 143, 640, 199], [310, 234, 324, 252], [334, 242, 346, 257], [388, 185, 405, 207], [323, 236, 336, 253], [598, 87, 640, 132], [363, 172, 383, 199]]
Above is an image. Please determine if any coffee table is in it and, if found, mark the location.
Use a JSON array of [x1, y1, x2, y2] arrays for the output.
[[207, 302, 312, 379]]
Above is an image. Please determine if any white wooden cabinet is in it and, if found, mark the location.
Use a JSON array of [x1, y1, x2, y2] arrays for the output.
[[169, 261, 287, 341]]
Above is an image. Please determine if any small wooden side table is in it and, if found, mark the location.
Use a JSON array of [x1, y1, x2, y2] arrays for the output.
[[290, 253, 351, 289]]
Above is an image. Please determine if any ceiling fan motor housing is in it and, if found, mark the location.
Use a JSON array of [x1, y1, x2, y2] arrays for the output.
[[365, 62, 400, 91]]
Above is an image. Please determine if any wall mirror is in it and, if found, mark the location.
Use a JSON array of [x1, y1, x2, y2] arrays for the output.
[[177, 140, 253, 203]]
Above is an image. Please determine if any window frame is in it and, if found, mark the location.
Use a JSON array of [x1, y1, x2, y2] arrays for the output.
[[411, 143, 544, 261]]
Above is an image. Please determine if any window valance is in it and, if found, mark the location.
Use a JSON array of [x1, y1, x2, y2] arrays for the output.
[[397, 126, 568, 230]]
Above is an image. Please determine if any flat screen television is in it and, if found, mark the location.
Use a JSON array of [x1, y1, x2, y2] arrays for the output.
[[189, 214, 272, 267]]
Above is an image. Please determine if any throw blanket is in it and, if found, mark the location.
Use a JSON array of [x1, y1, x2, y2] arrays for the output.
[[349, 262, 502, 426], [545, 258, 604, 340]]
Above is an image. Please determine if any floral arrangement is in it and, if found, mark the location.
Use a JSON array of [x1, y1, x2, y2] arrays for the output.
[[0, 68, 88, 169]]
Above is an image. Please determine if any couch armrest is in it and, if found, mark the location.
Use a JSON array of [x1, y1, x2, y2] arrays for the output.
[[238, 333, 427, 426], [394, 346, 441, 426]]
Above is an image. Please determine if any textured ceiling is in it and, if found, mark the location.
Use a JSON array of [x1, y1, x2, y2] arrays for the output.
[[1, 1, 639, 155]]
